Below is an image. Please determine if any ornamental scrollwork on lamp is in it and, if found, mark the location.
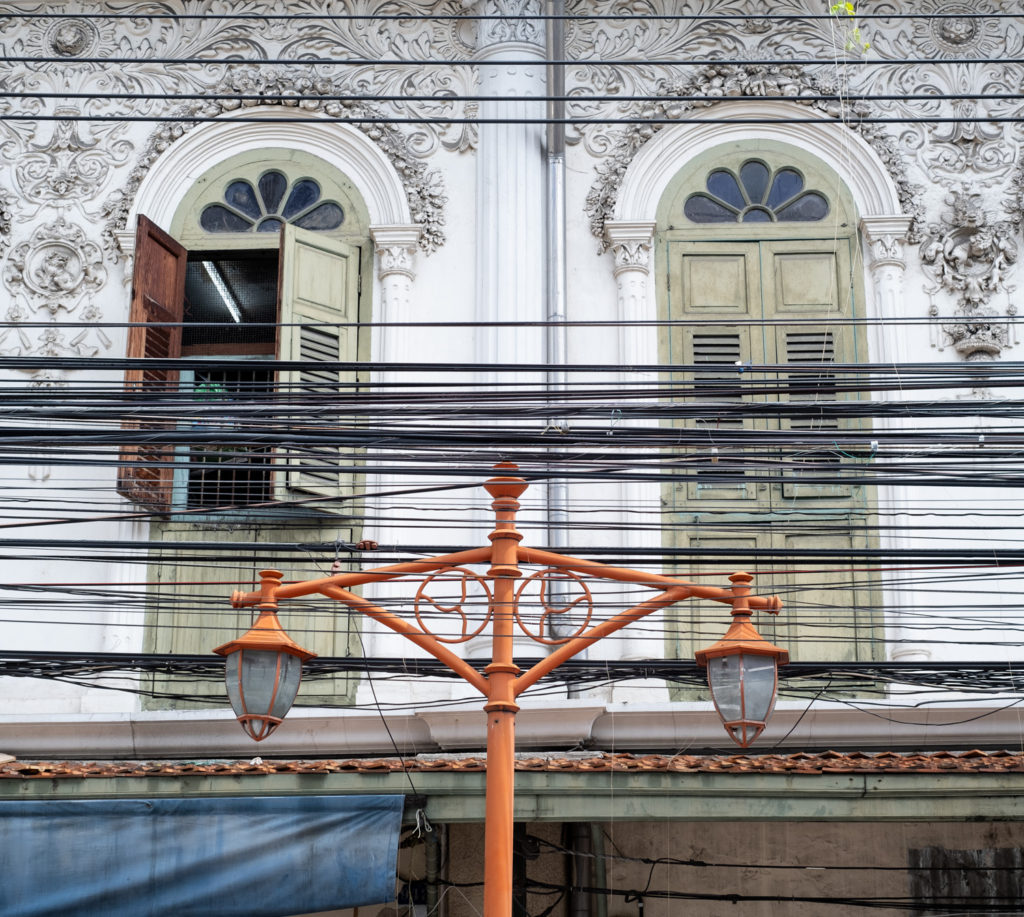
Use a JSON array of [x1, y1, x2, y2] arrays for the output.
[[414, 567, 493, 644], [919, 188, 1018, 360], [411, 564, 600, 647], [513, 569, 594, 645]]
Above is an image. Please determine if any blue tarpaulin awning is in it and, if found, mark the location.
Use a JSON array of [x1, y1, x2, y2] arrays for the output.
[[0, 794, 404, 917]]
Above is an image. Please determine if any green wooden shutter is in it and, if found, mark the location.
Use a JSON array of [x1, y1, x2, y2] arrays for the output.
[[117, 216, 186, 512], [664, 237, 879, 667], [670, 242, 767, 508], [275, 224, 361, 511], [763, 241, 859, 502], [143, 523, 360, 709]]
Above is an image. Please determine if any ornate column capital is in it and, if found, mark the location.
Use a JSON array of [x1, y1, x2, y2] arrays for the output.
[[370, 225, 421, 280], [860, 215, 912, 270], [605, 221, 656, 276], [463, 0, 545, 53]]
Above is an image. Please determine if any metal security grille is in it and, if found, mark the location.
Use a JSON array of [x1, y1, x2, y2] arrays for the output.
[[186, 366, 274, 509]]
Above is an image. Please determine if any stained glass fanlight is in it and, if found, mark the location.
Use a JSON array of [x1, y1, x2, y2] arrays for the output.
[[684, 159, 830, 224], [200, 170, 345, 234]]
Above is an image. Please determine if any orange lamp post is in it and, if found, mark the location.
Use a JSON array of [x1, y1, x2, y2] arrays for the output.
[[215, 464, 786, 917]]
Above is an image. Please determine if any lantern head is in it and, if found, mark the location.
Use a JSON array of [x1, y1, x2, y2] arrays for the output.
[[213, 604, 316, 742], [695, 574, 788, 748]]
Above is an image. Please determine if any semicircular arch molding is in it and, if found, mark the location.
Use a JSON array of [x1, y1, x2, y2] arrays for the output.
[[116, 109, 421, 256], [614, 100, 905, 227]]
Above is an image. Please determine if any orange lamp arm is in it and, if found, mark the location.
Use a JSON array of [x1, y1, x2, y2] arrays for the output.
[[322, 585, 489, 696], [518, 547, 782, 612], [514, 586, 691, 696], [230, 547, 494, 608]]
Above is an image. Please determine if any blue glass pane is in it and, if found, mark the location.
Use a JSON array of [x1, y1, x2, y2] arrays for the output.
[[282, 179, 322, 219], [776, 192, 829, 221], [766, 169, 805, 210], [742, 207, 772, 223], [199, 205, 254, 233], [739, 160, 771, 205], [684, 194, 737, 223], [258, 171, 288, 214], [293, 202, 345, 231], [257, 218, 284, 233], [223, 181, 261, 220], [705, 170, 744, 209]]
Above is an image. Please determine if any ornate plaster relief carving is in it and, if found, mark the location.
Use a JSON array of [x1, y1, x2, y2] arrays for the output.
[[920, 189, 1018, 360], [0, 188, 12, 259], [0, 217, 111, 365], [6, 112, 133, 217], [104, 70, 448, 260], [584, 64, 922, 246]]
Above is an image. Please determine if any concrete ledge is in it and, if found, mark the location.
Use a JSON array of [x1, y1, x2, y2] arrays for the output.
[[2, 701, 1022, 760]]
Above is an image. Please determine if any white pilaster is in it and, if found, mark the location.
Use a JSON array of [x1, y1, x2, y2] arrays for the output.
[[472, 2, 547, 377], [603, 221, 664, 669], [860, 215, 912, 369], [860, 216, 928, 663], [369, 224, 421, 369]]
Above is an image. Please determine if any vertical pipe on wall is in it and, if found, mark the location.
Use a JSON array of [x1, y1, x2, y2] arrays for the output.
[[545, 0, 579, 677]]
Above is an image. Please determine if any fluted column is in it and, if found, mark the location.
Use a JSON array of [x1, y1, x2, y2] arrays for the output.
[[605, 220, 663, 667], [471, 0, 546, 377], [370, 225, 421, 372], [861, 216, 912, 371], [606, 220, 658, 373], [860, 216, 927, 664]]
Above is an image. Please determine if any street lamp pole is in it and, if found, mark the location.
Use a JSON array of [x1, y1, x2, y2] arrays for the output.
[[216, 464, 787, 917]]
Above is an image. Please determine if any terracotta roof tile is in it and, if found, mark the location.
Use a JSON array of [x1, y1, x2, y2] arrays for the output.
[[2, 750, 1024, 780]]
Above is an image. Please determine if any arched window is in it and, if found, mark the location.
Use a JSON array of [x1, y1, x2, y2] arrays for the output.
[[119, 150, 371, 514], [118, 151, 370, 708], [657, 141, 880, 668]]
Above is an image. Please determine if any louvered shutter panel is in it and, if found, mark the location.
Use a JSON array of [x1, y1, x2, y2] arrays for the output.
[[673, 242, 766, 506], [116, 216, 186, 511], [686, 329, 758, 502], [275, 224, 360, 509], [765, 242, 857, 500]]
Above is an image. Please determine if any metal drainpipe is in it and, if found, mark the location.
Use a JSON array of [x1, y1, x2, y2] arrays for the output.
[[545, 0, 579, 684], [590, 823, 608, 917], [424, 823, 442, 916], [568, 822, 593, 917]]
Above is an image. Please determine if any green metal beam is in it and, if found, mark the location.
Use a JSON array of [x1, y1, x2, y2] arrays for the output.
[[4, 770, 1024, 822]]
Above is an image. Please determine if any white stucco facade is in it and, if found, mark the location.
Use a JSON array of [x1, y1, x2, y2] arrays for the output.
[[1, 0, 1023, 756]]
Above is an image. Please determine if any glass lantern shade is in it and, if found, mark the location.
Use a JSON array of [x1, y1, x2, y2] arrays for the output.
[[706, 652, 779, 748], [224, 648, 305, 742], [213, 604, 316, 742], [695, 607, 788, 749]]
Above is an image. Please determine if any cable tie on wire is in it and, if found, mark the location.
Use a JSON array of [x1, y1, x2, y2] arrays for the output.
[[607, 408, 622, 436], [413, 808, 433, 837], [332, 538, 380, 572]]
